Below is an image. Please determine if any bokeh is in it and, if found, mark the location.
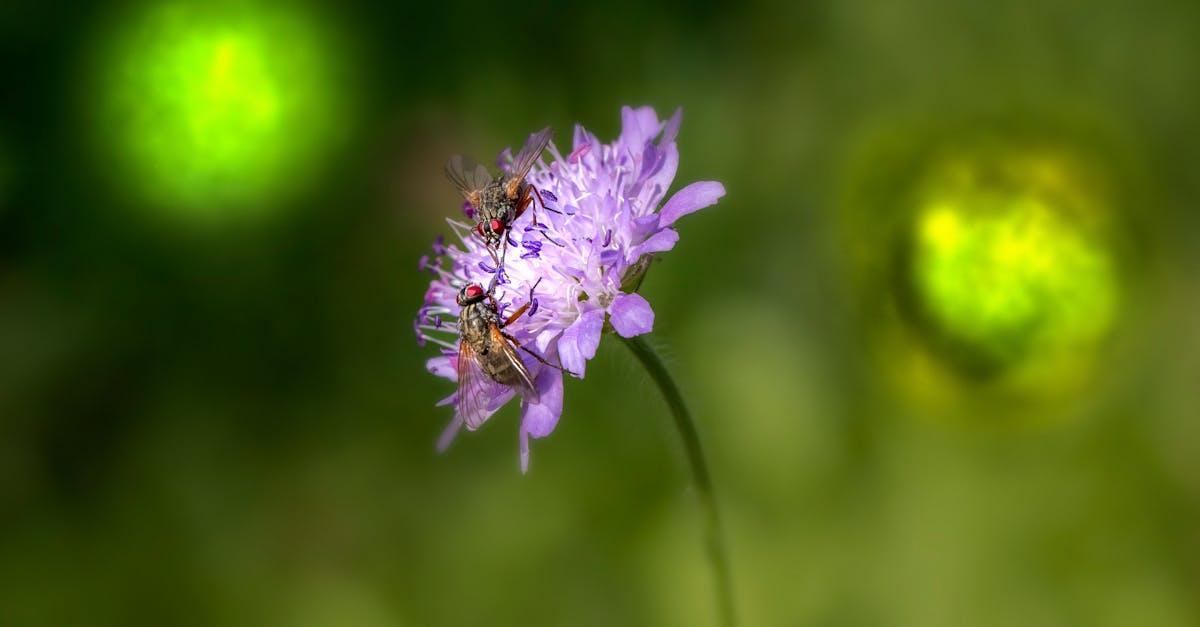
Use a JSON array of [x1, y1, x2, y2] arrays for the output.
[[2, 1, 1198, 626]]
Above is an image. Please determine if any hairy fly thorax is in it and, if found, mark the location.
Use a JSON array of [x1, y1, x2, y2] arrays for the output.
[[472, 178, 525, 247], [476, 178, 523, 224], [445, 127, 553, 252]]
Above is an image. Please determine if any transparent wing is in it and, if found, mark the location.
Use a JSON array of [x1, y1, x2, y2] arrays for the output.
[[444, 154, 493, 200], [455, 341, 506, 431], [507, 126, 553, 182], [490, 327, 539, 404]]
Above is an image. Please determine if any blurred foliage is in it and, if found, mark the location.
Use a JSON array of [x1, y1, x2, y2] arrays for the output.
[[841, 114, 1138, 400], [1, 0, 1199, 626], [87, 1, 353, 218]]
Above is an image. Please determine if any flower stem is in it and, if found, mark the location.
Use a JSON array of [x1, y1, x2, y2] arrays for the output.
[[622, 335, 736, 627]]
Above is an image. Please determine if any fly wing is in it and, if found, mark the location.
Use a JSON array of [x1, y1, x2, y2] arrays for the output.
[[506, 126, 552, 189], [455, 341, 506, 430], [490, 326, 539, 404], [445, 154, 492, 203]]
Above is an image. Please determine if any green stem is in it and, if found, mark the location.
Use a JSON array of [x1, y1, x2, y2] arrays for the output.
[[623, 335, 736, 627]]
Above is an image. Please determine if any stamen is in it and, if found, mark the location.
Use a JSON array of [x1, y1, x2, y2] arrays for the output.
[[478, 261, 496, 273], [602, 229, 613, 247], [520, 250, 540, 260], [420, 335, 458, 351], [431, 235, 447, 256], [446, 217, 476, 242], [569, 143, 590, 164], [462, 202, 475, 220], [541, 190, 557, 203], [539, 232, 566, 247], [528, 298, 539, 318], [432, 266, 457, 283]]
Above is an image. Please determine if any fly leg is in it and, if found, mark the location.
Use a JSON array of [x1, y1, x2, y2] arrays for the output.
[[499, 300, 529, 324], [500, 330, 576, 377], [513, 185, 561, 227], [530, 186, 562, 216], [497, 228, 510, 273], [513, 193, 535, 225], [500, 278, 542, 327]]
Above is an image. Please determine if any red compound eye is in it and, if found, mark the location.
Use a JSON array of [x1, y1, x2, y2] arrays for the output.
[[489, 219, 504, 234], [474, 223, 484, 235], [465, 285, 484, 299]]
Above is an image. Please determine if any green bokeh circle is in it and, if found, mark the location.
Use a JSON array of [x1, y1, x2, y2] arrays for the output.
[[100, 2, 345, 218], [904, 151, 1119, 374]]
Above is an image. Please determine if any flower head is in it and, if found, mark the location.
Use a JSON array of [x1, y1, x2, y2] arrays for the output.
[[415, 106, 724, 471]]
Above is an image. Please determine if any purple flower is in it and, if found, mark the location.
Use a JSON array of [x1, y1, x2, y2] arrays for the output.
[[415, 106, 724, 471]]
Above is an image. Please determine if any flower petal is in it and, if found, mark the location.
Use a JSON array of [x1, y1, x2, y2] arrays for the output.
[[437, 415, 463, 452], [427, 355, 456, 381], [631, 228, 678, 259], [621, 106, 662, 150], [658, 181, 725, 228], [609, 292, 655, 337], [534, 328, 558, 354], [523, 368, 564, 438], [519, 428, 530, 473], [572, 123, 599, 153], [518, 366, 565, 473], [639, 144, 678, 210], [660, 107, 682, 146], [558, 309, 604, 377]]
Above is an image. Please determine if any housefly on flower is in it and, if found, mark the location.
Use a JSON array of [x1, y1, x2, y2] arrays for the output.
[[454, 280, 573, 429], [445, 127, 557, 266]]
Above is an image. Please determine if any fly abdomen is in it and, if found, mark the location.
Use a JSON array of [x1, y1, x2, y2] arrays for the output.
[[483, 350, 525, 386]]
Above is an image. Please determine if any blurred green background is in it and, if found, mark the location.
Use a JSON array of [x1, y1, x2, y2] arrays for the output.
[[2, 0, 1198, 625]]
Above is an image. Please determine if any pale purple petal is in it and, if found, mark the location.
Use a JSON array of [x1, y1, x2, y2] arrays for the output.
[[631, 228, 678, 258], [427, 356, 456, 381], [660, 107, 682, 146], [572, 124, 599, 156], [620, 106, 662, 150], [659, 181, 725, 227], [639, 144, 678, 210], [522, 367, 564, 437], [437, 415, 463, 452], [518, 367, 565, 472], [558, 309, 604, 377], [609, 292, 655, 337], [519, 428, 530, 473], [534, 328, 558, 353]]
